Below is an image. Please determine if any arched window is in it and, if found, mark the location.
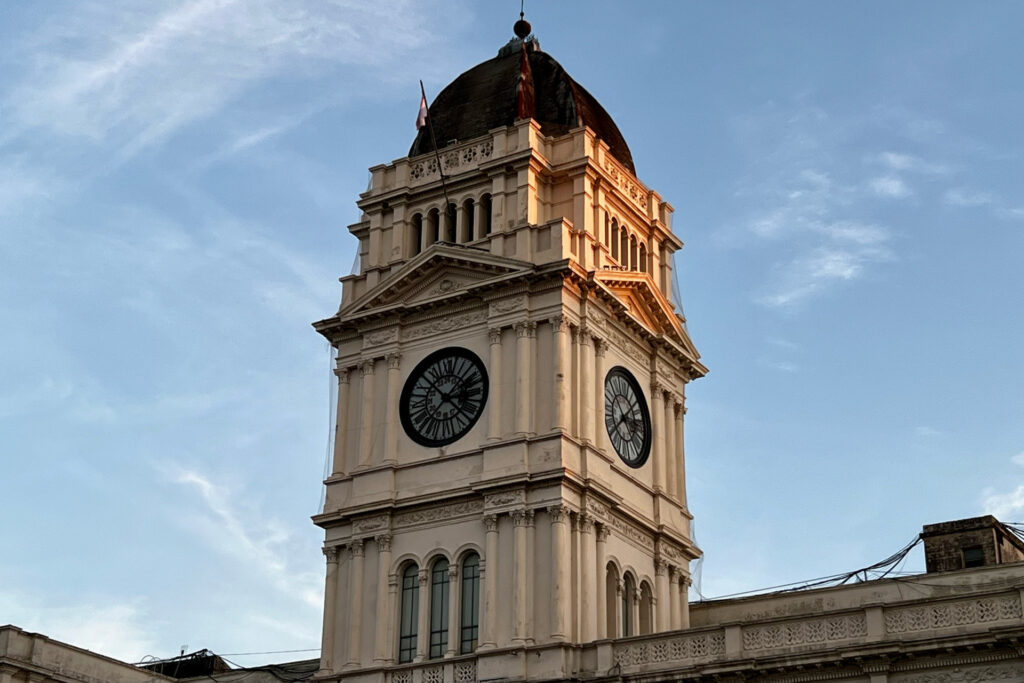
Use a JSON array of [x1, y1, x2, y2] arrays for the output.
[[410, 213, 423, 257], [462, 198, 476, 242], [629, 235, 638, 271], [639, 581, 654, 635], [639, 243, 647, 273], [620, 229, 629, 266], [398, 564, 419, 663], [481, 194, 493, 235], [611, 219, 619, 260], [622, 573, 636, 637], [606, 562, 620, 637], [460, 553, 480, 653], [429, 558, 449, 658]]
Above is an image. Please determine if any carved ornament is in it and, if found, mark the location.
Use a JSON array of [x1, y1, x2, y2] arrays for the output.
[[393, 500, 484, 528], [490, 295, 527, 315], [352, 514, 390, 534], [365, 327, 398, 345], [404, 310, 488, 341], [484, 489, 525, 509]]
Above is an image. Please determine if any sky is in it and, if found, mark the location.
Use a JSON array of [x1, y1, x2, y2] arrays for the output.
[[1, 0, 1022, 668]]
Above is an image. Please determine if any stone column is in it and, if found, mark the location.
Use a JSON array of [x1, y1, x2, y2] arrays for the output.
[[594, 338, 606, 448], [676, 401, 687, 507], [416, 568, 430, 661], [332, 367, 350, 475], [481, 514, 499, 648], [548, 505, 571, 640], [550, 316, 568, 433], [664, 393, 677, 500], [668, 565, 680, 629], [613, 580, 623, 637], [579, 327, 594, 443], [655, 557, 669, 632], [514, 321, 535, 436], [383, 354, 401, 465], [422, 212, 434, 252], [373, 535, 392, 663], [570, 326, 581, 438], [595, 524, 609, 639], [446, 563, 459, 657], [320, 546, 340, 672], [631, 587, 641, 635], [357, 360, 375, 469], [650, 381, 664, 491], [579, 514, 596, 642], [487, 328, 503, 440], [679, 575, 691, 629], [456, 202, 469, 243], [347, 540, 365, 667], [512, 508, 530, 644], [474, 199, 486, 241], [386, 574, 398, 662]]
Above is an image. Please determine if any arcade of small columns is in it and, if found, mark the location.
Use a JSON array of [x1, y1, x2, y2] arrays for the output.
[[320, 509, 693, 670], [329, 314, 688, 502]]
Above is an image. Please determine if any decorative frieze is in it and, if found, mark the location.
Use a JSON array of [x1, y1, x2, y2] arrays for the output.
[[403, 310, 488, 341], [392, 500, 484, 528], [894, 664, 1024, 683], [484, 489, 525, 509], [453, 661, 477, 683], [365, 327, 398, 345], [609, 514, 655, 550], [602, 155, 649, 212], [353, 514, 390, 535], [885, 595, 1021, 634], [742, 613, 867, 651], [490, 295, 527, 315]]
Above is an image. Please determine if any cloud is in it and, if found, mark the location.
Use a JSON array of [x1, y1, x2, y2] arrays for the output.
[[914, 426, 943, 438], [3, 0, 446, 158], [944, 188, 994, 207], [869, 175, 911, 198], [165, 466, 323, 610], [875, 151, 949, 175], [0, 591, 157, 662], [980, 452, 1024, 520], [759, 246, 887, 308]]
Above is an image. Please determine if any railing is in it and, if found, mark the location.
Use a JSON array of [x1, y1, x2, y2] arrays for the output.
[[609, 588, 1024, 675], [386, 656, 477, 683]]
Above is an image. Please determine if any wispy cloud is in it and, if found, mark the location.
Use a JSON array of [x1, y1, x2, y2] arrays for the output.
[[0, 591, 157, 662], [869, 175, 911, 198], [3, 0, 446, 159], [874, 151, 950, 176], [981, 451, 1024, 520], [944, 187, 994, 207], [165, 465, 323, 610]]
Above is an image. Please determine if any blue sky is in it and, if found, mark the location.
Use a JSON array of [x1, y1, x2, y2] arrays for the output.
[[2, 0, 1022, 667]]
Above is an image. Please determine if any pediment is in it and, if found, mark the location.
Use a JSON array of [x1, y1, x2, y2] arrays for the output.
[[593, 270, 702, 361], [341, 244, 534, 317]]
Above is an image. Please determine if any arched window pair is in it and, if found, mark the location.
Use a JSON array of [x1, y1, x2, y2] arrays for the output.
[[398, 553, 480, 662], [606, 562, 653, 637]]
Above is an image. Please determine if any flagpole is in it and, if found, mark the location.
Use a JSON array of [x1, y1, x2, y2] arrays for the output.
[[419, 80, 452, 232]]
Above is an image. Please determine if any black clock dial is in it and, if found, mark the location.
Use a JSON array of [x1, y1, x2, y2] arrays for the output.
[[400, 347, 488, 447], [603, 366, 651, 468]]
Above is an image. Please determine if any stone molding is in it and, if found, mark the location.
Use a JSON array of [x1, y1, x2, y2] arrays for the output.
[[404, 310, 488, 341], [392, 500, 484, 529]]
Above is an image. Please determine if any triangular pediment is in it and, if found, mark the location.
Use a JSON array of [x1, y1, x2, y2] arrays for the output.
[[341, 243, 535, 317], [593, 270, 702, 361]]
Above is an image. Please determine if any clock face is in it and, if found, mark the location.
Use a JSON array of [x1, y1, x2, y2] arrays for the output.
[[400, 347, 489, 447], [604, 366, 651, 468]]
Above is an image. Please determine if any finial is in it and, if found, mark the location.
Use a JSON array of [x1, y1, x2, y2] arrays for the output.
[[514, 0, 531, 39]]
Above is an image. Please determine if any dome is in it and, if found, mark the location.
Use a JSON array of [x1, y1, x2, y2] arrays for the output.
[[410, 38, 636, 175]]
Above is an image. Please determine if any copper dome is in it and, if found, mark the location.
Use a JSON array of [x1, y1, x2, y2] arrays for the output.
[[410, 39, 636, 175]]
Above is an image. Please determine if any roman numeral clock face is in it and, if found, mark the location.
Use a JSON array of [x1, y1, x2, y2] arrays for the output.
[[604, 366, 652, 468], [400, 347, 488, 447]]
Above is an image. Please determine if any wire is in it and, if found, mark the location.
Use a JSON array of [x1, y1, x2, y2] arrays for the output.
[[695, 534, 923, 602], [217, 648, 320, 657]]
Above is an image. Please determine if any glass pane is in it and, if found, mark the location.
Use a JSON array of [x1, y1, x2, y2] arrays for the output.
[[429, 559, 449, 659], [399, 565, 419, 663], [460, 554, 480, 653]]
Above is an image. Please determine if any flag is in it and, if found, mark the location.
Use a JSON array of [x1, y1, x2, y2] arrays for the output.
[[516, 43, 535, 121], [416, 92, 428, 130]]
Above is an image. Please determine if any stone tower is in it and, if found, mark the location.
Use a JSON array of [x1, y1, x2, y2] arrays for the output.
[[312, 28, 706, 683]]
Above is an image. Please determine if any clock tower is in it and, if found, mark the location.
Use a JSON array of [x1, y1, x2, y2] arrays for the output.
[[312, 23, 706, 683]]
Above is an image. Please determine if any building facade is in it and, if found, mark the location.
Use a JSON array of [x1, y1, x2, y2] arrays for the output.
[[311, 26, 705, 683]]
